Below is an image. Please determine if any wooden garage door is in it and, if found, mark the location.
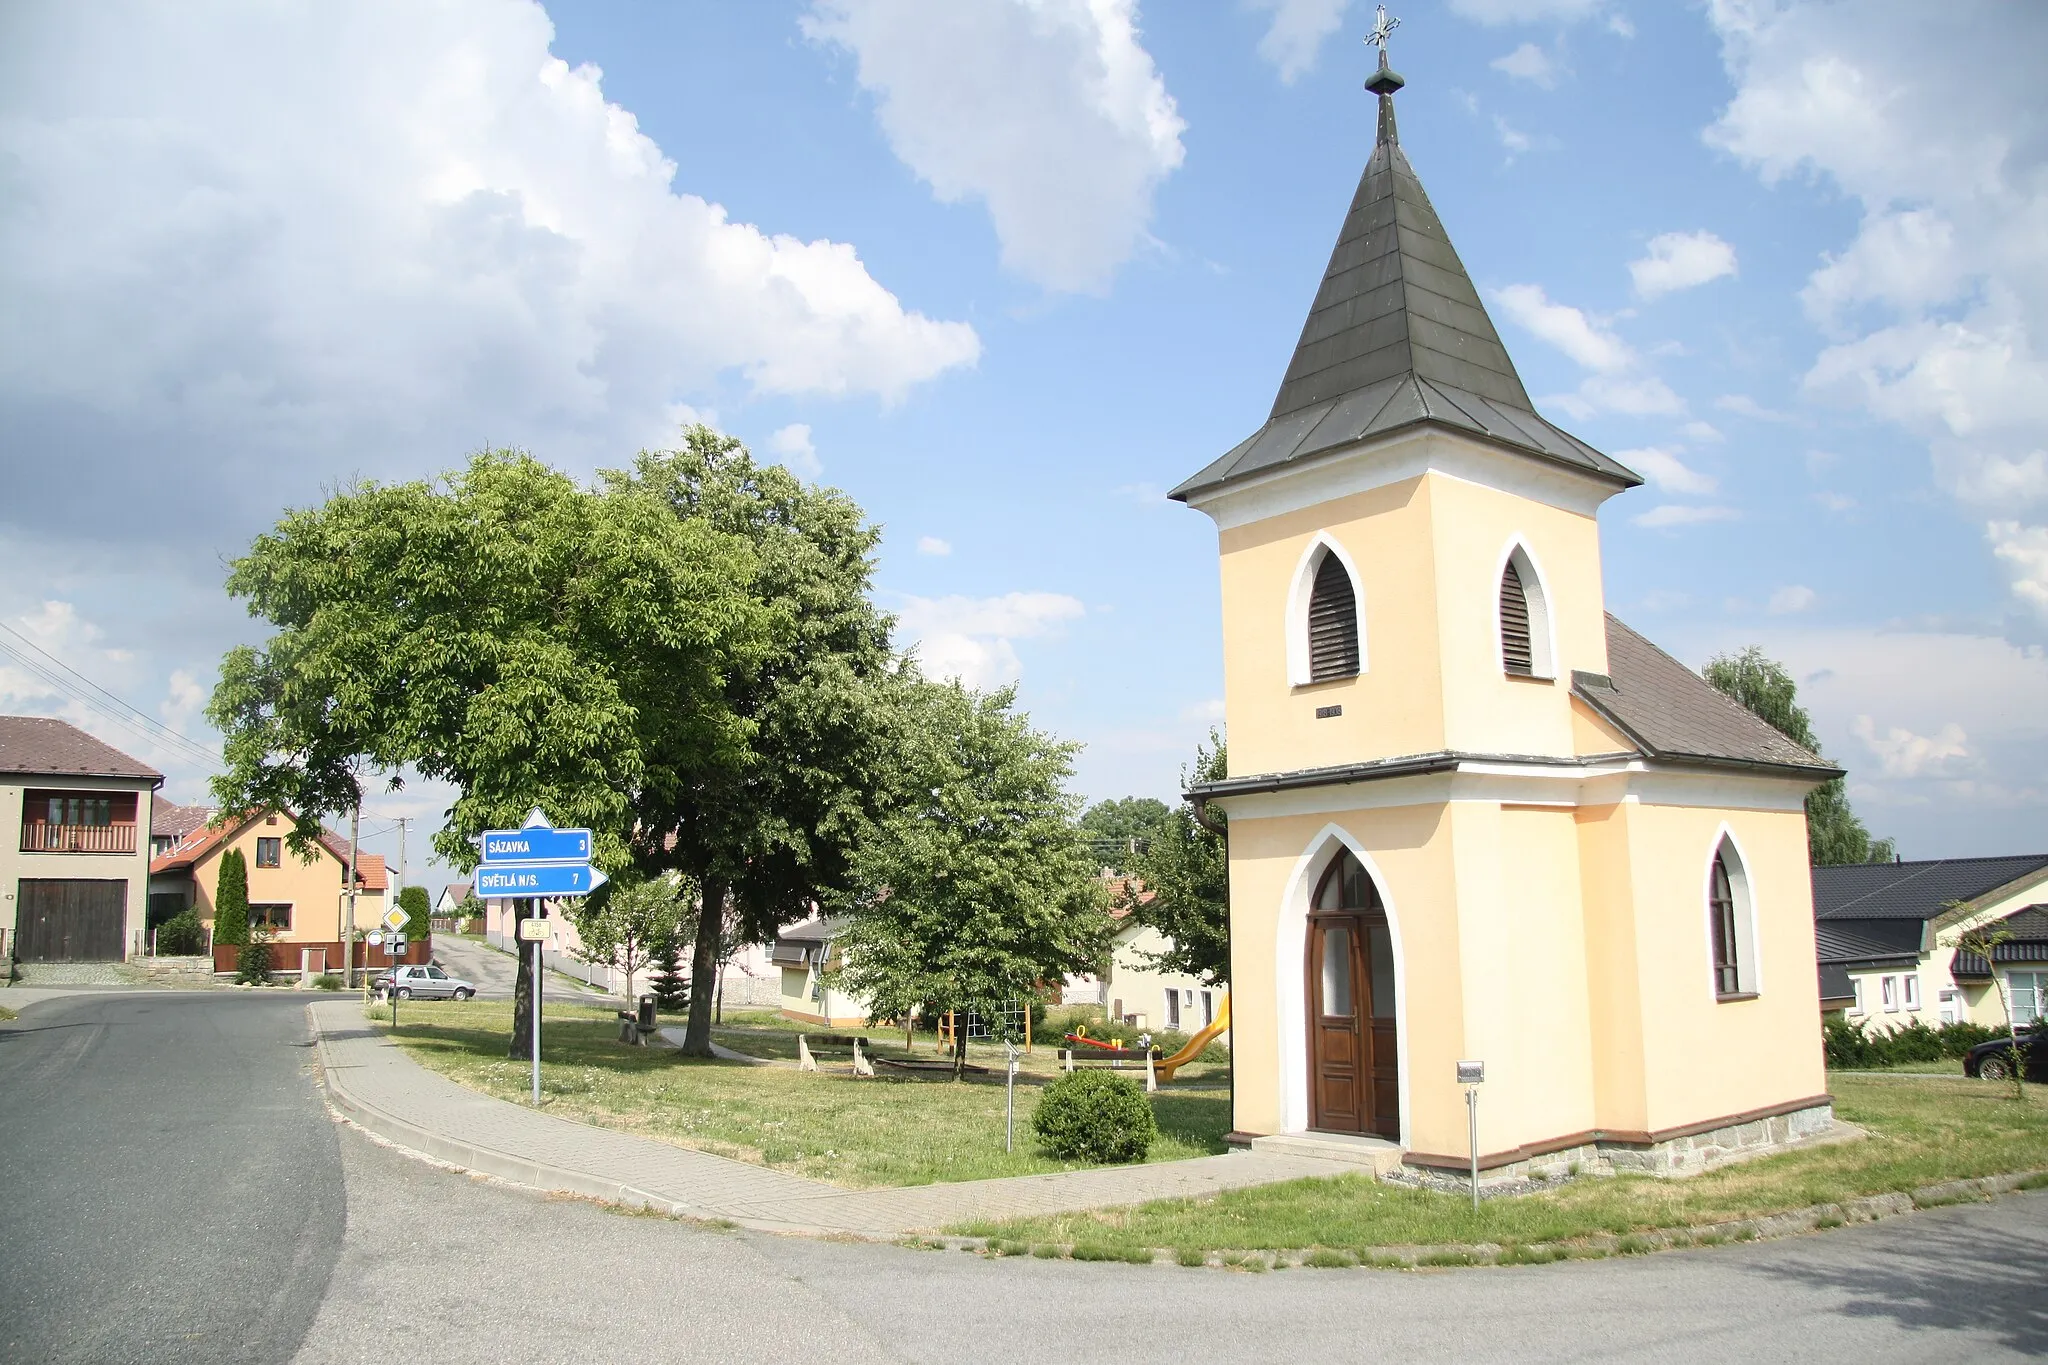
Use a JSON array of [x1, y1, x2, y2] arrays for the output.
[[16, 879, 128, 962]]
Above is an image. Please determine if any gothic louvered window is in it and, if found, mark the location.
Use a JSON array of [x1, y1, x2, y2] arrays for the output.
[[1307, 553, 1360, 682], [1499, 559, 1534, 676], [1708, 849, 1740, 997]]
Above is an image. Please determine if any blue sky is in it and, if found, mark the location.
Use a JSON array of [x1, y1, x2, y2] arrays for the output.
[[2, 0, 2044, 885]]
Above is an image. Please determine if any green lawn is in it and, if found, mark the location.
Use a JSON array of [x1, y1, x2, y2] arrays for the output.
[[951, 1074, 2048, 1255], [379, 999, 1229, 1188], [709, 1015, 1228, 1086]]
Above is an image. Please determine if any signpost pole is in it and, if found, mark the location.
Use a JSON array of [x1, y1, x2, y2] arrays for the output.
[[530, 898, 543, 1107], [1466, 1087, 1479, 1213]]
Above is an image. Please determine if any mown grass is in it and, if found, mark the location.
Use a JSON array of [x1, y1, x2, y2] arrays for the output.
[[950, 1074, 2048, 1255], [0, 1004, 17, 1022], [708, 1013, 1228, 1085], [380, 999, 1229, 1188]]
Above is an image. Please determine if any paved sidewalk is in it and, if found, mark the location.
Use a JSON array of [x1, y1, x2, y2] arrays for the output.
[[309, 999, 1337, 1236]]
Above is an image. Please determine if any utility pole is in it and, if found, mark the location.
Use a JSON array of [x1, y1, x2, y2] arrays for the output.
[[344, 804, 361, 989], [395, 816, 410, 924]]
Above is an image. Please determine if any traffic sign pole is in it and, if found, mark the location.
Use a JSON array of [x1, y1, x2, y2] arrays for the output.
[[530, 898, 542, 1108]]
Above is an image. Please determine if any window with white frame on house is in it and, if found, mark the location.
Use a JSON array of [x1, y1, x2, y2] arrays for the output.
[[1850, 978, 1864, 1015], [1166, 991, 1181, 1028], [1940, 989, 1959, 1024], [1707, 840, 1757, 998], [1201, 990, 1214, 1026], [1881, 975, 1898, 1011], [1903, 974, 1920, 1010], [2011, 970, 2046, 1025]]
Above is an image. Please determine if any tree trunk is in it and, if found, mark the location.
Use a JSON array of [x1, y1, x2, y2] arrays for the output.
[[509, 899, 536, 1061], [680, 876, 725, 1056], [952, 1010, 965, 1081]]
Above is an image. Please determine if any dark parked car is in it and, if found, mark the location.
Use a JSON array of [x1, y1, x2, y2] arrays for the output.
[[1962, 1026, 2046, 1081]]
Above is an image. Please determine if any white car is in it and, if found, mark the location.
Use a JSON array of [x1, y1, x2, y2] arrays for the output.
[[382, 964, 476, 1001]]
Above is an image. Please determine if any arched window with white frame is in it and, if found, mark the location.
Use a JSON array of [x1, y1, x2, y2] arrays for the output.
[[1497, 541, 1555, 679], [1286, 536, 1366, 686], [1707, 836, 1759, 999]]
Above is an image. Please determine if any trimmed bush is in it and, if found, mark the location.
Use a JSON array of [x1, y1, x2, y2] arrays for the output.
[[399, 885, 430, 940], [1032, 1069, 1158, 1164], [1823, 1014, 2005, 1069], [156, 910, 207, 956], [213, 848, 250, 947], [314, 974, 343, 991], [236, 930, 273, 985]]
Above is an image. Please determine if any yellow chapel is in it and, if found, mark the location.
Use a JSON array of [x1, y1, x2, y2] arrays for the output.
[[1171, 43, 1839, 1185]]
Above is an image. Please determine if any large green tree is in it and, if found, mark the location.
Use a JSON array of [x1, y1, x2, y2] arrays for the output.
[[208, 446, 769, 1058], [1122, 732, 1230, 984], [1079, 796, 1172, 872], [618, 427, 900, 1056], [1704, 646, 1895, 866], [831, 682, 1111, 1077]]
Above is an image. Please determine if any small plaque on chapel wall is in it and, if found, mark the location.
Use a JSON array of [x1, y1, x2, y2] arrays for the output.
[[1315, 704, 1343, 719]]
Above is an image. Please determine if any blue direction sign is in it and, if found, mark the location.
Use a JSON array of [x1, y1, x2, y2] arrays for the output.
[[474, 862, 609, 898], [480, 811, 592, 866]]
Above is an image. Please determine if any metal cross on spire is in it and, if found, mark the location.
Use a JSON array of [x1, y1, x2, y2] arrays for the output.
[[1365, 5, 1400, 53]]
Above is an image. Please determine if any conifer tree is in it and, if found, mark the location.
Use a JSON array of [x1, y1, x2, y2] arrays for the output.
[[213, 847, 251, 947], [650, 932, 690, 1014]]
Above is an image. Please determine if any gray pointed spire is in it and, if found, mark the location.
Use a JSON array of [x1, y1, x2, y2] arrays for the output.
[[1171, 31, 1639, 503]]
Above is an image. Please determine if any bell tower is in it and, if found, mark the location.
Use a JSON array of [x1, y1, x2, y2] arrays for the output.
[[1171, 16, 1642, 779]]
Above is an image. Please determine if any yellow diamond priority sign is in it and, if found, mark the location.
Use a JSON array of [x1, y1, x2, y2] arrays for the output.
[[381, 906, 408, 934]]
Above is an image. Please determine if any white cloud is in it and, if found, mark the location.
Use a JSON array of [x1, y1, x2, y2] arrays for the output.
[[1573, 374, 1684, 416], [1493, 284, 1632, 372], [161, 669, 205, 732], [1245, 0, 1351, 84], [1629, 230, 1739, 300], [1851, 716, 1971, 779], [1492, 115, 1534, 156], [1814, 491, 1856, 512], [803, 0, 1186, 294], [1490, 43, 1558, 88], [769, 424, 824, 482], [1715, 393, 1798, 423], [1632, 504, 1739, 529], [1767, 585, 1816, 614], [1988, 520, 2048, 614], [894, 591, 1086, 687], [916, 535, 953, 557], [1617, 446, 1717, 496], [1705, 0, 2048, 619], [1682, 420, 1725, 443], [0, 0, 978, 564], [1449, 0, 1606, 24]]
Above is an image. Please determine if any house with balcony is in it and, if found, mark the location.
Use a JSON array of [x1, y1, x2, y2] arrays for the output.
[[150, 808, 392, 978], [1, 715, 163, 968]]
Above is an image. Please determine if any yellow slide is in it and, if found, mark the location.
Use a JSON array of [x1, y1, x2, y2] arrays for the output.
[[1155, 993, 1229, 1082]]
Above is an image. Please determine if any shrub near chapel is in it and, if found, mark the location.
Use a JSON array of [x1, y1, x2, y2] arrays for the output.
[[1033, 1070, 1157, 1165]]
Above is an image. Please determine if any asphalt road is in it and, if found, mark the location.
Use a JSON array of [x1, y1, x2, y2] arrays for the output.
[[428, 934, 614, 1003], [4, 991, 2046, 1363], [0, 992, 344, 1365]]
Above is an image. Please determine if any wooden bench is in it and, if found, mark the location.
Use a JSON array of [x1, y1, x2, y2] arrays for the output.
[[798, 1033, 875, 1076], [1059, 1046, 1162, 1091], [871, 1055, 992, 1077]]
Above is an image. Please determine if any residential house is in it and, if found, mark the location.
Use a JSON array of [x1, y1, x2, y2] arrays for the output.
[[1814, 854, 2048, 1032], [1063, 876, 1230, 1043], [772, 916, 868, 1027], [149, 809, 393, 977], [434, 882, 472, 914], [1, 716, 162, 966], [1169, 47, 1840, 1180], [148, 800, 216, 925]]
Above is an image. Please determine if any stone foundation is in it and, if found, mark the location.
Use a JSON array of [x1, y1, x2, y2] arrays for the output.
[[1400, 1101, 1839, 1192]]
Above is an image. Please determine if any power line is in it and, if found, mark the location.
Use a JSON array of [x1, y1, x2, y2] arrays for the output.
[[0, 622, 222, 770]]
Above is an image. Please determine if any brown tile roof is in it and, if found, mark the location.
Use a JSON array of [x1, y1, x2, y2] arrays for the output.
[[0, 715, 162, 782], [1572, 616, 1839, 777], [150, 799, 216, 840], [148, 808, 387, 891]]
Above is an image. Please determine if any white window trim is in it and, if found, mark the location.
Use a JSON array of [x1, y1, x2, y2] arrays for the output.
[[1285, 533, 1369, 687], [1703, 827, 1762, 999], [1849, 978, 1865, 1016], [1881, 975, 1899, 1012], [2008, 969, 2047, 1025], [1495, 536, 1558, 680], [1903, 974, 1920, 1011]]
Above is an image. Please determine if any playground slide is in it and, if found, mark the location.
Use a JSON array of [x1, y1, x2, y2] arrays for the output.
[[1155, 993, 1229, 1082]]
